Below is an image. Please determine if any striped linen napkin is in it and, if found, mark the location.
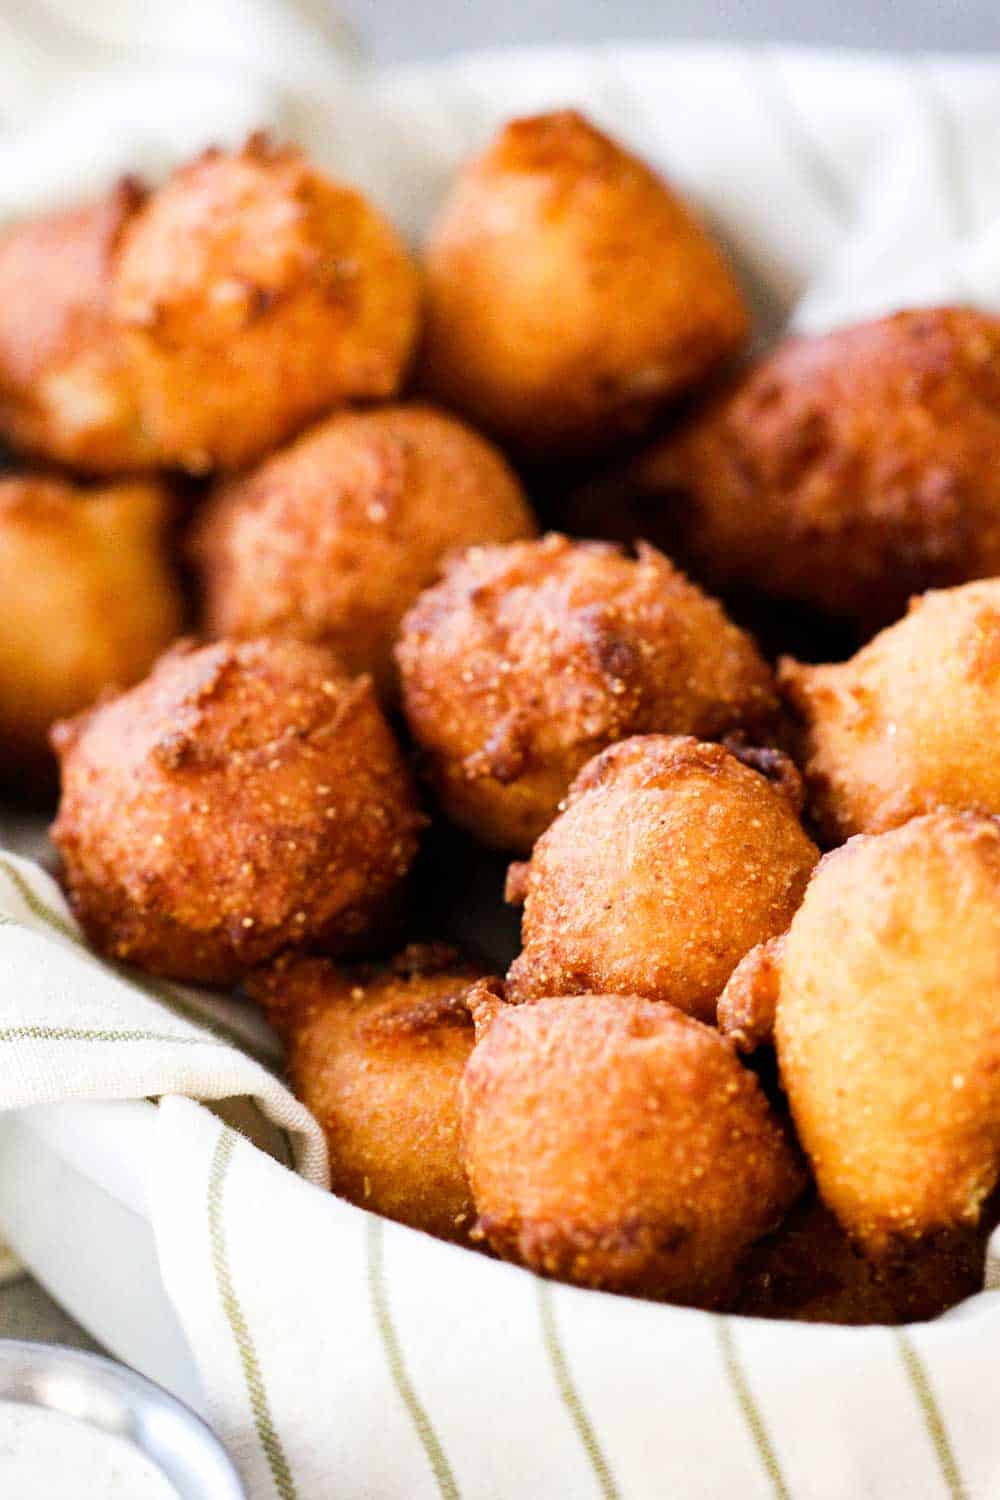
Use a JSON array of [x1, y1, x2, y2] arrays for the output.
[[0, 847, 998, 1500], [3, 9, 1000, 1497]]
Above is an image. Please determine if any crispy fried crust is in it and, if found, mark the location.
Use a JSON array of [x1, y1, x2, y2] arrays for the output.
[[717, 936, 784, 1053], [461, 993, 804, 1304], [396, 534, 780, 852], [50, 639, 424, 984], [0, 181, 154, 471], [505, 735, 818, 1020], [734, 1191, 990, 1325], [193, 403, 536, 701], [608, 307, 1000, 628], [0, 474, 182, 780], [110, 134, 421, 472], [775, 813, 1000, 1256], [248, 945, 484, 1242], [781, 579, 1000, 842], [420, 110, 747, 457]]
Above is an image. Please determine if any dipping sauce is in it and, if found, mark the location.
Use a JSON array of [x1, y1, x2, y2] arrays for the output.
[[0, 1401, 179, 1499]]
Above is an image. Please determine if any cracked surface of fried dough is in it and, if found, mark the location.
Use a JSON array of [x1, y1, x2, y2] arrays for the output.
[[0, 474, 182, 782], [616, 307, 1000, 629], [775, 813, 1000, 1256], [397, 534, 779, 852], [112, 135, 421, 472], [781, 579, 1000, 842], [248, 944, 482, 1243], [420, 110, 747, 457], [0, 181, 154, 471], [194, 403, 536, 700], [461, 991, 804, 1304], [505, 735, 818, 1020], [51, 638, 423, 984]]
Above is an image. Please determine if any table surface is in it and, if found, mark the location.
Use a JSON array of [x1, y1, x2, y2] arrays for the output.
[[349, 0, 999, 63], [2, 0, 997, 1365]]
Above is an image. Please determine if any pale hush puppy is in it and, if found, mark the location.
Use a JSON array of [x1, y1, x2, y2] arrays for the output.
[[769, 814, 1000, 1256], [420, 110, 747, 457]]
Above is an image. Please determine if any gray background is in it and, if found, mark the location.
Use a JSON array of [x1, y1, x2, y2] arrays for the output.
[[349, 0, 999, 63], [6, 0, 999, 1363]]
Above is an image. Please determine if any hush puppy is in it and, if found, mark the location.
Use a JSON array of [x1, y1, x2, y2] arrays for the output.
[[604, 308, 1000, 629], [396, 534, 779, 852], [461, 989, 804, 1304], [734, 1191, 989, 1325], [0, 180, 153, 471], [193, 403, 536, 700], [248, 944, 483, 1242], [50, 639, 424, 983], [773, 813, 1000, 1256], [781, 579, 1000, 842], [0, 475, 182, 783], [420, 110, 747, 458], [505, 735, 818, 1020]]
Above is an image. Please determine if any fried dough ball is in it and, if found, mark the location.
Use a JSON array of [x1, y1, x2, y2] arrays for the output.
[[193, 403, 536, 700], [248, 944, 483, 1242], [420, 110, 747, 458], [0, 475, 182, 782], [734, 1191, 989, 1325], [781, 580, 1000, 843], [505, 736, 818, 1020], [396, 534, 779, 852], [111, 135, 421, 473], [605, 308, 1000, 630], [461, 989, 804, 1304], [0, 180, 154, 471], [774, 813, 1000, 1256], [50, 639, 424, 984]]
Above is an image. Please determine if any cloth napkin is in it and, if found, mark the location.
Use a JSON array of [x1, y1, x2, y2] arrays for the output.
[[3, 7, 1000, 1498]]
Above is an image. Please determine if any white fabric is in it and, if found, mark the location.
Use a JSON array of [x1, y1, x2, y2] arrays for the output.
[[2, 8, 1000, 1497]]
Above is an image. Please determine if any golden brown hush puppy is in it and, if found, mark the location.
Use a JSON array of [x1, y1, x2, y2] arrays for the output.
[[773, 813, 1000, 1256], [598, 307, 1000, 630], [248, 944, 484, 1243], [111, 134, 421, 473], [716, 937, 784, 1054], [505, 735, 818, 1021], [420, 109, 747, 458], [734, 1191, 989, 1325], [192, 403, 536, 701], [0, 474, 182, 783], [780, 579, 1000, 843], [0, 180, 154, 471], [460, 989, 804, 1305], [396, 534, 780, 853], [50, 639, 424, 984]]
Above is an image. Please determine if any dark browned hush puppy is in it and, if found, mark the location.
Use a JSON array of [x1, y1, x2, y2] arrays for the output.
[[249, 945, 485, 1243], [582, 308, 1000, 631], [397, 534, 780, 853], [420, 109, 747, 458], [461, 987, 804, 1305], [734, 1192, 991, 1325], [505, 735, 818, 1021], [193, 403, 537, 702], [50, 638, 424, 984]]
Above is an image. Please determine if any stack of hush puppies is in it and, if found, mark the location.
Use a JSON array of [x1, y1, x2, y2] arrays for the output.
[[5, 111, 1000, 1323]]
